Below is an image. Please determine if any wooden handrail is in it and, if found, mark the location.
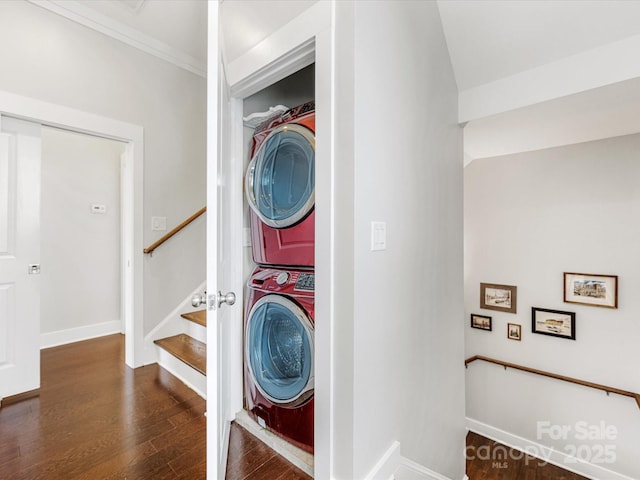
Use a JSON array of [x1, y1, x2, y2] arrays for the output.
[[143, 207, 206, 255], [465, 355, 640, 410]]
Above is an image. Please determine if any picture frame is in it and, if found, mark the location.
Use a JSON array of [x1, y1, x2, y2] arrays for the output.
[[470, 314, 492, 331], [480, 283, 517, 314], [507, 323, 521, 341], [532, 307, 576, 340], [564, 272, 618, 309]]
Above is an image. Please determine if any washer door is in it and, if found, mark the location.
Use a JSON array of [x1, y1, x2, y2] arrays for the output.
[[245, 123, 315, 229], [245, 294, 314, 405]]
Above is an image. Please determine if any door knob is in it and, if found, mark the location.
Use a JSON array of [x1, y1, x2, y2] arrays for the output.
[[191, 292, 206, 307], [217, 291, 236, 308]]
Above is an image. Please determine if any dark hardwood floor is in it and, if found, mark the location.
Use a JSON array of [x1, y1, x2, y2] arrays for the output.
[[226, 423, 312, 480], [0, 334, 311, 480], [466, 431, 590, 480], [3, 334, 587, 480], [0, 334, 206, 479]]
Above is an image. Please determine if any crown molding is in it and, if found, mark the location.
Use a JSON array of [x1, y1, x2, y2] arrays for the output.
[[28, 0, 206, 78]]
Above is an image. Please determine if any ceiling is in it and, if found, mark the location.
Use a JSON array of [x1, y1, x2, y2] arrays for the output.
[[79, 0, 208, 66], [437, 0, 640, 161], [43, 0, 640, 161], [437, 0, 640, 91]]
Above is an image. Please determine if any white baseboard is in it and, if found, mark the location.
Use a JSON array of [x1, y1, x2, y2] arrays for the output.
[[466, 417, 636, 480], [41, 320, 121, 349], [234, 409, 314, 476], [395, 456, 459, 480]]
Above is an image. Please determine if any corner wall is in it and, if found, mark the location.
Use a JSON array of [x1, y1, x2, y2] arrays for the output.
[[0, 1, 206, 337], [352, 2, 465, 478], [464, 134, 640, 479]]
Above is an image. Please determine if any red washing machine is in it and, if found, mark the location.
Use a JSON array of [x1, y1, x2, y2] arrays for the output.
[[244, 266, 314, 453], [245, 102, 315, 269]]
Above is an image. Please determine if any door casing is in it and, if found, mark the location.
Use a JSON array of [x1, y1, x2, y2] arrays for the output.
[[0, 89, 145, 369], [216, 2, 335, 478]]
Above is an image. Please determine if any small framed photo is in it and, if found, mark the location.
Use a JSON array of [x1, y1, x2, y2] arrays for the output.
[[470, 314, 492, 331], [532, 307, 576, 340], [564, 272, 618, 309], [480, 283, 517, 314], [507, 323, 522, 341]]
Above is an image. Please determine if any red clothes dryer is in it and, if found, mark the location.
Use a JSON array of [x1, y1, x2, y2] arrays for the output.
[[244, 266, 314, 453], [245, 102, 315, 269]]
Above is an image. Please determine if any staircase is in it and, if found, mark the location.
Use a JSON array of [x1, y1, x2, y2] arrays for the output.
[[151, 308, 207, 397], [142, 209, 209, 397]]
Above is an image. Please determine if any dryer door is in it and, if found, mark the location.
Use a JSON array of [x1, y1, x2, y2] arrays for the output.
[[245, 124, 315, 229], [245, 294, 314, 405]]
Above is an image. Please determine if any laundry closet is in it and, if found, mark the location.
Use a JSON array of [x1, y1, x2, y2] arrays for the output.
[[239, 64, 316, 471]]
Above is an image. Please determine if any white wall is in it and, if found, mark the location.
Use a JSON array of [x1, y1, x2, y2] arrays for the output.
[[351, 1, 465, 478], [465, 134, 640, 479], [0, 1, 206, 336], [40, 127, 124, 344]]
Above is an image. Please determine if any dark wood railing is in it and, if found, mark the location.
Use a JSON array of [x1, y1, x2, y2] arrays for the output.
[[465, 355, 640, 410], [143, 207, 206, 255]]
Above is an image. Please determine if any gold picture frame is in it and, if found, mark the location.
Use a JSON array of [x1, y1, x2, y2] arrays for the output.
[[480, 283, 517, 314]]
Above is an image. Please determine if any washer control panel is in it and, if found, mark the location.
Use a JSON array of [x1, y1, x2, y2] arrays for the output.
[[275, 271, 290, 286], [294, 273, 315, 292]]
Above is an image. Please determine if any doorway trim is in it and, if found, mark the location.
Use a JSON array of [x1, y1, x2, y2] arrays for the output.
[[221, 1, 334, 478], [0, 89, 144, 368]]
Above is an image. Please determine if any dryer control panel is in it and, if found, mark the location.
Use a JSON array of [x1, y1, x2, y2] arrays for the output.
[[248, 267, 315, 296], [294, 273, 315, 292]]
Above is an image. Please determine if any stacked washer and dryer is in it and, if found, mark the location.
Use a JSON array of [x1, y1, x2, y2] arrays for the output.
[[244, 101, 316, 453]]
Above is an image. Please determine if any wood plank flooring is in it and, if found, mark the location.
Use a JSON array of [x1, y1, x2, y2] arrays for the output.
[[226, 423, 312, 480], [0, 334, 207, 480], [1, 334, 590, 480], [0, 333, 311, 480], [466, 431, 590, 480]]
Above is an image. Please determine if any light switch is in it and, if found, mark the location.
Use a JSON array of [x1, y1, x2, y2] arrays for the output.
[[151, 216, 167, 231], [91, 204, 107, 214], [371, 221, 387, 251]]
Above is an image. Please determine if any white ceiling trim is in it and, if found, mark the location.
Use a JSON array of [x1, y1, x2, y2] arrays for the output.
[[225, 1, 329, 89], [459, 33, 640, 123], [28, 0, 206, 78]]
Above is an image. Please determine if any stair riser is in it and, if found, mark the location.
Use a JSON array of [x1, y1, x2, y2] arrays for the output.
[[157, 348, 206, 399], [186, 320, 206, 343]]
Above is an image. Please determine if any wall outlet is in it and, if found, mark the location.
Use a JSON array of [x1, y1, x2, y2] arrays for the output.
[[371, 221, 387, 251]]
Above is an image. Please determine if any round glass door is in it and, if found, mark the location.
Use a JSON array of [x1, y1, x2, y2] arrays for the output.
[[245, 294, 314, 404], [245, 124, 315, 229]]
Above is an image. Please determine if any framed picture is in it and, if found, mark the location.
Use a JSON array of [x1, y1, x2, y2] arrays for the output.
[[470, 314, 492, 331], [564, 272, 618, 309], [480, 283, 517, 314], [532, 307, 576, 340], [507, 323, 521, 341]]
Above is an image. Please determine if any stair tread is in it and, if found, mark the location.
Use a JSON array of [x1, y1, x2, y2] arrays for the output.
[[154, 334, 206, 375], [181, 310, 207, 327]]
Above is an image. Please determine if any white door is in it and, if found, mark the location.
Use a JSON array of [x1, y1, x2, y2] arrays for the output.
[[207, 2, 236, 478], [0, 116, 41, 399]]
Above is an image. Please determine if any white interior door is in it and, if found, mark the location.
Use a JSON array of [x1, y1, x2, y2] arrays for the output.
[[207, 2, 236, 478], [0, 116, 41, 399]]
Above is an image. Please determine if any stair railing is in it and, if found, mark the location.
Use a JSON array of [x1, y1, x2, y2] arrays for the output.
[[143, 206, 206, 255], [465, 355, 640, 410]]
